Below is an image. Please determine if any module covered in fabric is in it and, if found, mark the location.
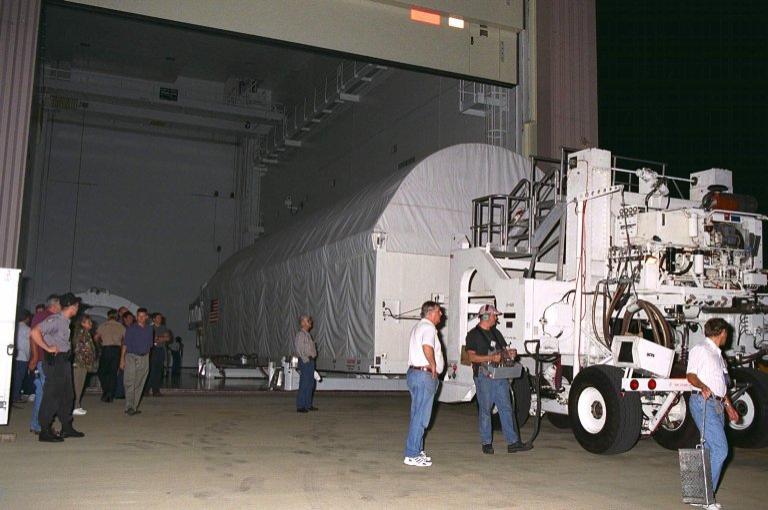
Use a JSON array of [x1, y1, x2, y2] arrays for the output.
[[199, 143, 529, 372]]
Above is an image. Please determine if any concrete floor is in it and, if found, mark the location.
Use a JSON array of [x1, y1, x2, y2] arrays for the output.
[[1, 392, 765, 510]]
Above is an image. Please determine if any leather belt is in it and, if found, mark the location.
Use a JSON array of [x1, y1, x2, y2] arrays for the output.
[[696, 392, 726, 402], [409, 366, 431, 372]]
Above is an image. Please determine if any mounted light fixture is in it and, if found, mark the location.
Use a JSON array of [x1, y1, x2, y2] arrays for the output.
[[448, 17, 464, 29], [410, 8, 440, 26]]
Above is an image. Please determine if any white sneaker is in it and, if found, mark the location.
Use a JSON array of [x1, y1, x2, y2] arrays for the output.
[[703, 504, 722, 510], [403, 456, 432, 467], [419, 451, 432, 462], [72, 408, 87, 416], [27, 394, 35, 402]]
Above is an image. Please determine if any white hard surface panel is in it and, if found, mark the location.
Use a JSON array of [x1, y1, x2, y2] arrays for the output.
[[1, 269, 21, 425], [66, 0, 522, 84]]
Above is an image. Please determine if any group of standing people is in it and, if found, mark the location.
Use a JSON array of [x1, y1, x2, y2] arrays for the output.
[[12, 293, 183, 441], [402, 301, 531, 468], [401, 299, 737, 503], [290, 301, 532, 469]]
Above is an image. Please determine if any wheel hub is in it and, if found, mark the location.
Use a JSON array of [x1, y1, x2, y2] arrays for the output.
[[578, 387, 607, 434], [729, 393, 755, 431]]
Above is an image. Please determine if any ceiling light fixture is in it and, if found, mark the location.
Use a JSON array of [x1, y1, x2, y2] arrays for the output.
[[448, 17, 465, 29], [410, 8, 440, 26]]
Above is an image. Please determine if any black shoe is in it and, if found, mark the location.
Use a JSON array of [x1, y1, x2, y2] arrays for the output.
[[308, 407, 318, 411], [30, 429, 40, 435], [61, 428, 85, 438], [101, 394, 109, 402], [507, 441, 533, 453], [133, 409, 142, 415], [297, 408, 308, 413], [152, 391, 162, 397], [39, 430, 64, 442], [482, 444, 494, 455], [125, 408, 135, 416]]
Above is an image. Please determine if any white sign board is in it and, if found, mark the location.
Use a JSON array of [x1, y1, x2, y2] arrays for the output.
[[0, 268, 21, 426]]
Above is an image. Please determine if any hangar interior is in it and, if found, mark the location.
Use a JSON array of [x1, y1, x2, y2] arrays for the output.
[[3, 2, 767, 510], [19, 2, 532, 366]]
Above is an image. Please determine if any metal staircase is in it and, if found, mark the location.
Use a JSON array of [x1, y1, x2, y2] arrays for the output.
[[470, 151, 573, 275]]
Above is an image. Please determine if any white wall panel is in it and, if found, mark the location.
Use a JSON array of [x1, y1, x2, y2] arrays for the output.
[[67, 0, 523, 84]]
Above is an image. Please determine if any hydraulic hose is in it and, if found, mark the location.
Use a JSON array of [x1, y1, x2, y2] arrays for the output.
[[620, 300, 673, 349], [520, 340, 558, 447], [603, 282, 628, 347]]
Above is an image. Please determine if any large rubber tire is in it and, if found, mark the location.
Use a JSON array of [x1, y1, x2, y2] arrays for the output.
[[547, 412, 571, 429], [491, 370, 532, 430], [653, 393, 699, 450], [727, 368, 768, 449], [568, 365, 642, 454]]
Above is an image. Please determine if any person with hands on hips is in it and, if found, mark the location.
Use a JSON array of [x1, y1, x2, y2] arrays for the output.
[[465, 304, 531, 455], [686, 318, 740, 510]]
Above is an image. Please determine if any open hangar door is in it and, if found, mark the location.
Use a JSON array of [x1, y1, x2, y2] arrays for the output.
[[16, 1, 539, 372]]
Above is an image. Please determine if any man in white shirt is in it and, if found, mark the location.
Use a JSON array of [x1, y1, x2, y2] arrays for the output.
[[403, 301, 444, 467], [12, 310, 32, 403], [686, 318, 740, 508]]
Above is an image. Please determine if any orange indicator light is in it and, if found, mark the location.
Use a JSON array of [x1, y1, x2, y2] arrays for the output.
[[410, 8, 441, 26]]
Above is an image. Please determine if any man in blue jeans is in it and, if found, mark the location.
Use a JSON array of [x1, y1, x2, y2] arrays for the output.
[[294, 315, 318, 413], [686, 318, 740, 510], [403, 301, 444, 467], [465, 304, 531, 454]]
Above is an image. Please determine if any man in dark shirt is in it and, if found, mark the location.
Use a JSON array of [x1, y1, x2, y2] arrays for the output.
[[148, 312, 170, 396], [465, 304, 531, 455], [120, 308, 153, 415]]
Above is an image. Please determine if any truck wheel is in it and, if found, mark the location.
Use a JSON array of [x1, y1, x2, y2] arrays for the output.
[[653, 393, 698, 450], [727, 368, 768, 449], [547, 412, 571, 429], [568, 365, 642, 454]]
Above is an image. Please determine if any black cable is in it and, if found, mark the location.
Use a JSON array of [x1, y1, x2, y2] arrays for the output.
[[68, 109, 87, 291], [520, 340, 549, 447]]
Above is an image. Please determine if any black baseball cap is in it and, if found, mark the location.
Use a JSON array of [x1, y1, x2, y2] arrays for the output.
[[59, 292, 82, 308]]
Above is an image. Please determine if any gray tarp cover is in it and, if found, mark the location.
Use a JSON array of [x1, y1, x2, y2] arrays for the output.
[[200, 144, 529, 368]]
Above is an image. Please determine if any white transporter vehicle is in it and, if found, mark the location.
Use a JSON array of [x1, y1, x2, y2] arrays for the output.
[[440, 147, 768, 454]]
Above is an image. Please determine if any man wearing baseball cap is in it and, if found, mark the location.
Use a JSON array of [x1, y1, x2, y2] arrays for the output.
[[465, 304, 531, 454], [30, 292, 85, 442]]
